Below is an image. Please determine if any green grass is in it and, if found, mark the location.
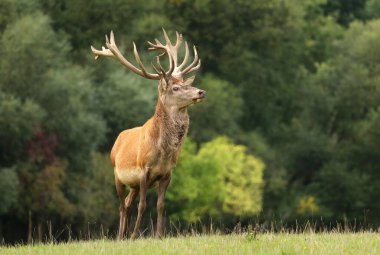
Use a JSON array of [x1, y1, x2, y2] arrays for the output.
[[1, 233, 379, 255]]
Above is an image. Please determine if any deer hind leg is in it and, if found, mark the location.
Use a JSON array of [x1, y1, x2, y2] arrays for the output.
[[130, 171, 148, 240], [124, 188, 138, 238], [115, 178, 127, 240]]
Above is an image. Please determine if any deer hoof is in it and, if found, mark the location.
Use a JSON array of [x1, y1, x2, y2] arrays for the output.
[[130, 233, 139, 240]]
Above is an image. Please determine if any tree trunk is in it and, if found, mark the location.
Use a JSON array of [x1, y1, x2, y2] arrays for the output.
[[37, 220, 42, 243], [27, 210, 32, 244], [0, 216, 3, 243]]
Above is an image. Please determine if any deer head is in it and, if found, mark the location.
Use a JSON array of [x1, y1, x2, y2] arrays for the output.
[[91, 29, 205, 110]]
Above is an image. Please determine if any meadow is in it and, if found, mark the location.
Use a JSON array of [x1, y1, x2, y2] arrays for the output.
[[1, 232, 379, 255]]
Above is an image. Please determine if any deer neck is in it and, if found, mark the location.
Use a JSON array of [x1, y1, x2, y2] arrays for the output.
[[152, 99, 189, 155]]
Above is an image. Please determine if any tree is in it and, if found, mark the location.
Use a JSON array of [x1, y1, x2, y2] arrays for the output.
[[322, 0, 368, 25], [0, 0, 40, 33], [18, 160, 75, 242], [0, 167, 19, 240], [364, 0, 380, 19], [39, 0, 170, 53], [94, 69, 157, 150], [167, 137, 265, 222], [0, 91, 45, 165], [276, 19, 380, 221], [341, 108, 380, 223], [0, 12, 106, 171], [0, 168, 19, 215], [73, 152, 119, 234], [188, 74, 243, 143]]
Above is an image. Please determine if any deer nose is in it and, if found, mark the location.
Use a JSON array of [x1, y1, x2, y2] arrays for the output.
[[198, 90, 206, 98]]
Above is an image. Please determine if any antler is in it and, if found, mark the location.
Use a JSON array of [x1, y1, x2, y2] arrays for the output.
[[91, 31, 163, 80], [91, 29, 200, 79], [147, 28, 201, 77]]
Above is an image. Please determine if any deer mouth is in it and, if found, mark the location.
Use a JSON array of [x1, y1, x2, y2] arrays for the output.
[[192, 92, 206, 102], [192, 97, 204, 103]]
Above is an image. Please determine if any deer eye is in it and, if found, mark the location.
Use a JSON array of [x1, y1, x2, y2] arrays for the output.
[[173, 86, 180, 91]]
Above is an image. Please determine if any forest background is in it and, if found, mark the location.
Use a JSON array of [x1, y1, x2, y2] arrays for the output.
[[1, 0, 380, 243]]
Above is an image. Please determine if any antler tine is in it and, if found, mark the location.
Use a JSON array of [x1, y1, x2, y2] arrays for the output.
[[181, 45, 200, 75], [162, 28, 173, 46], [178, 41, 189, 69], [187, 59, 201, 73], [91, 45, 113, 60], [175, 32, 180, 46], [156, 56, 166, 74], [147, 38, 175, 77], [170, 31, 183, 66], [151, 58, 164, 75], [105, 33, 110, 45], [91, 31, 160, 80], [147, 40, 166, 52], [133, 42, 150, 77], [175, 31, 183, 48], [90, 33, 114, 60], [150, 51, 175, 78], [148, 29, 184, 68], [105, 30, 115, 51], [165, 51, 175, 77]]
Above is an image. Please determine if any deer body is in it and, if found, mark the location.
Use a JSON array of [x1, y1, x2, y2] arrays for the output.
[[111, 100, 189, 189], [91, 29, 204, 240]]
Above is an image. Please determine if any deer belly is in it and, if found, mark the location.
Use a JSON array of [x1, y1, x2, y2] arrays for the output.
[[115, 168, 143, 186]]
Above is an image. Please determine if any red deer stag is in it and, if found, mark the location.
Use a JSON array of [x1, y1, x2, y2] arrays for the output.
[[91, 29, 204, 240]]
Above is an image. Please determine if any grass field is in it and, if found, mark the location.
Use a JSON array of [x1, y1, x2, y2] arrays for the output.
[[1, 232, 379, 255]]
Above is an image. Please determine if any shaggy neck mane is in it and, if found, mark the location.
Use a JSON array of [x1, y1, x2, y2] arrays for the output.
[[152, 99, 189, 156]]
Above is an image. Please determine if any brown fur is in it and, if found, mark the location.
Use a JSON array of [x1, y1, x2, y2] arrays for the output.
[[111, 99, 189, 188]]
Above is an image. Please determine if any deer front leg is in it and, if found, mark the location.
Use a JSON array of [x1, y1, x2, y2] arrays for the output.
[[156, 174, 171, 239], [131, 171, 148, 240]]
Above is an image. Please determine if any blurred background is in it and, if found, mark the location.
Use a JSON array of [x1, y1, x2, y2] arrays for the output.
[[1, 0, 380, 243]]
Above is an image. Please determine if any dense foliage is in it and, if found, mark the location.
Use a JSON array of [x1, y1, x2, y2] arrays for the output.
[[0, 0, 379, 243]]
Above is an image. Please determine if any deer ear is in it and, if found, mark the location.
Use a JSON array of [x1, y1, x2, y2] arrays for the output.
[[183, 76, 195, 86]]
